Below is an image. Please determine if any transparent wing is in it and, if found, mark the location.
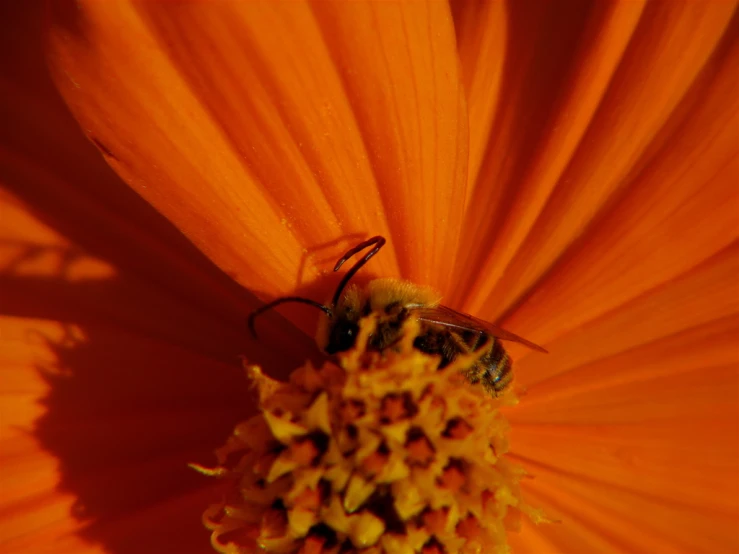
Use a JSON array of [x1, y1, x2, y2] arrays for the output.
[[414, 305, 548, 353]]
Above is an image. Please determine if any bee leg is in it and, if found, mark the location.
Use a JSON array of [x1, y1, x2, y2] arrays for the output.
[[451, 332, 492, 385], [448, 331, 474, 354]]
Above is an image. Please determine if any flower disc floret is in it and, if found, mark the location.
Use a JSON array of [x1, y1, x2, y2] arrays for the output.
[[194, 319, 546, 553]]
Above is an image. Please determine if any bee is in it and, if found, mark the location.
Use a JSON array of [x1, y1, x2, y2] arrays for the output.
[[248, 236, 546, 396]]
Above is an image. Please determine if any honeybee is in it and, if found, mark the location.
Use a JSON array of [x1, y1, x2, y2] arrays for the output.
[[248, 236, 546, 396]]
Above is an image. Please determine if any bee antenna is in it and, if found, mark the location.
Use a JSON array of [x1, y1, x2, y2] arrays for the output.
[[331, 235, 386, 307], [248, 297, 332, 339]]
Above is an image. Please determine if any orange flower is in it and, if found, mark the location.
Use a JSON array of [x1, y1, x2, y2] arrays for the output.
[[1, 1, 737, 553]]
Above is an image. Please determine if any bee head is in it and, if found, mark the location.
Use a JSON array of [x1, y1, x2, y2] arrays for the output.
[[316, 285, 362, 354], [248, 236, 386, 353]]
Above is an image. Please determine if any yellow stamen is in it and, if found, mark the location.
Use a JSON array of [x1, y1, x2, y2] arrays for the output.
[[197, 318, 546, 553]]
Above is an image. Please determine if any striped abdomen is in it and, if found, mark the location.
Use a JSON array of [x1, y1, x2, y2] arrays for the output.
[[413, 326, 513, 396], [476, 338, 512, 394]]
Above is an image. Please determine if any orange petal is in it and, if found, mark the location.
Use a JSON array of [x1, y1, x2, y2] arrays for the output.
[[452, 0, 507, 204], [505, 312, 739, 551], [513, 241, 739, 384], [0, 318, 61, 542], [452, 1, 646, 305], [0, 173, 310, 372], [0, 302, 247, 546], [498, 17, 738, 344], [310, 2, 468, 290], [0, 5, 315, 544], [512, 413, 739, 513], [510, 316, 739, 424], [462, 1, 737, 316], [0, 313, 233, 553], [2, 3, 315, 360], [512, 504, 621, 554], [508, 517, 560, 554], [513, 475, 738, 554], [46, 1, 468, 297], [0, 308, 250, 552], [513, 422, 739, 552]]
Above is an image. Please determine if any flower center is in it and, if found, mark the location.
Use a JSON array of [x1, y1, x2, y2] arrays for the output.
[[192, 318, 546, 553]]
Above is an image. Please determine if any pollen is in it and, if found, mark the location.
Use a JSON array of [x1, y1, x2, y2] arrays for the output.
[[194, 318, 546, 553]]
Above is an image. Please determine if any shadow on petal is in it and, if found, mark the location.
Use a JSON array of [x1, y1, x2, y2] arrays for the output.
[[0, 4, 328, 553], [0, 183, 322, 554]]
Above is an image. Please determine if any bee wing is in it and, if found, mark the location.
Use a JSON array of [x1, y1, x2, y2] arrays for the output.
[[414, 305, 548, 353]]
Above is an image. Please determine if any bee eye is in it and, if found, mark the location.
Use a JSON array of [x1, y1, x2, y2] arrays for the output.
[[325, 320, 359, 354]]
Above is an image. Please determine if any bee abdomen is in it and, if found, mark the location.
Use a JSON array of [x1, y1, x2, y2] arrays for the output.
[[479, 339, 513, 395], [414, 328, 514, 396]]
